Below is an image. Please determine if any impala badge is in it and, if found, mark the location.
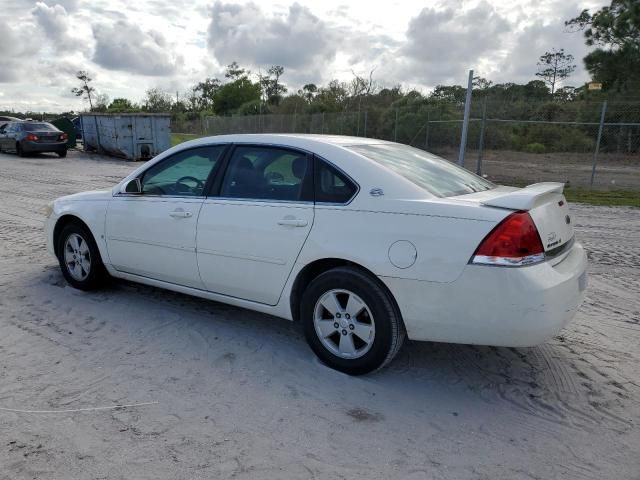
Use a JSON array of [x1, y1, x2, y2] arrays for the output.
[[370, 188, 384, 197], [547, 231, 561, 248]]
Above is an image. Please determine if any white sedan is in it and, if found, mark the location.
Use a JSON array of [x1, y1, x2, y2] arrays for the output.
[[45, 134, 588, 375]]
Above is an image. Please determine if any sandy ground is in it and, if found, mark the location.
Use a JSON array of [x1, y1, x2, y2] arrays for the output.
[[0, 149, 639, 480]]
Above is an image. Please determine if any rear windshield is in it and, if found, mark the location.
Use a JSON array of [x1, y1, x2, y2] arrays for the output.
[[23, 123, 57, 131], [348, 143, 495, 197]]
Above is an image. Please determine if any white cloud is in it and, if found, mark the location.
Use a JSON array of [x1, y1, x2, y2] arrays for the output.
[[32, 2, 81, 51], [208, 1, 338, 70], [92, 19, 184, 76], [0, 0, 602, 112]]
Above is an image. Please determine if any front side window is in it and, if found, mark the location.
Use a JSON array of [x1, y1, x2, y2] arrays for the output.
[[315, 159, 357, 203], [348, 143, 495, 197], [219, 146, 311, 201], [141, 146, 225, 196]]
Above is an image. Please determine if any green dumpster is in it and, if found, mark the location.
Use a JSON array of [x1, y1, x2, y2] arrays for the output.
[[51, 117, 77, 148]]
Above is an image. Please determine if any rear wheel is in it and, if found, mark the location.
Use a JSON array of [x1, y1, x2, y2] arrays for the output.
[[16, 143, 26, 157], [56, 222, 108, 290], [57, 149, 67, 158], [301, 267, 405, 375]]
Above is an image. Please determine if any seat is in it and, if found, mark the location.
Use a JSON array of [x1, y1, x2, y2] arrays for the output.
[[225, 156, 261, 198]]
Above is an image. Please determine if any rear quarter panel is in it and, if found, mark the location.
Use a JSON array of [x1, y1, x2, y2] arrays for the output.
[[300, 204, 505, 283]]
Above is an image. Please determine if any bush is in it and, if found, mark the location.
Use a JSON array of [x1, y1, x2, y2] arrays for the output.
[[524, 142, 546, 154]]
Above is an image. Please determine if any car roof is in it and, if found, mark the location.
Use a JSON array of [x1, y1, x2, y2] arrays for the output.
[[190, 133, 393, 148]]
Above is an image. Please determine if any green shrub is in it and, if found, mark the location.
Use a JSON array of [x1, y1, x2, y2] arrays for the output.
[[524, 142, 546, 154]]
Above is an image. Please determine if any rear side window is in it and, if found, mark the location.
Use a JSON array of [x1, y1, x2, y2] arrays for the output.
[[23, 123, 57, 131], [315, 159, 357, 204], [219, 146, 311, 201], [348, 143, 494, 197]]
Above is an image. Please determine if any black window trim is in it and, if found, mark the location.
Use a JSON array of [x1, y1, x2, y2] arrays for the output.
[[205, 142, 315, 204], [117, 144, 230, 198]]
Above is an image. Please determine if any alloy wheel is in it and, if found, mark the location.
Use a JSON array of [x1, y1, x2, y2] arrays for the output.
[[63, 233, 92, 281], [313, 289, 376, 359]]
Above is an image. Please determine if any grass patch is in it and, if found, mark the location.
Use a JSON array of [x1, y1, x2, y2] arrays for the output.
[[171, 133, 203, 146], [562, 187, 639, 208], [503, 180, 639, 207]]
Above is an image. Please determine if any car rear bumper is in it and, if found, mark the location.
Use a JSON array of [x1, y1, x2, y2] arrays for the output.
[[380, 242, 588, 347], [22, 141, 66, 153]]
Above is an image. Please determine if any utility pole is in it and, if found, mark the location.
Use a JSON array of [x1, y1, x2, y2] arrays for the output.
[[458, 69, 473, 167]]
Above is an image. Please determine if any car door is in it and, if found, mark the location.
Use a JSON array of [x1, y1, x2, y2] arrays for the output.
[[0, 124, 7, 149], [197, 145, 314, 305], [0, 123, 14, 149], [105, 145, 226, 288]]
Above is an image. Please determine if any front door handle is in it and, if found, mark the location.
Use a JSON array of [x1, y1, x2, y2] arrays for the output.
[[169, 209, 192, 219], [278, 217, 308, 227]]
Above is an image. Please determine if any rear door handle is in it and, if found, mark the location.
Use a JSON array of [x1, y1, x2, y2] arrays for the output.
[[169, 209, 192, 219], [278, 218, 308, 227]]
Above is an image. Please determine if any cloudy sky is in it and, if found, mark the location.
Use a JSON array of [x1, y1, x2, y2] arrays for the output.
[[0, 0, 605, 112]]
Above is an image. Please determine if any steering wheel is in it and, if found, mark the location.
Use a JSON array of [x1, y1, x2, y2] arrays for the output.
[[175, 176, 204, 193]]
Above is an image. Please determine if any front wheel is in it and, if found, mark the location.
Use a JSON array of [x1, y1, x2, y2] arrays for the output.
[[56, 223, 108, 290], [301, 267, 405, 375]]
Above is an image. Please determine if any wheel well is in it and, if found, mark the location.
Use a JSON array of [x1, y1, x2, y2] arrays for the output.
[[53, 215, 91, 258], [289, 258, 403, 325]]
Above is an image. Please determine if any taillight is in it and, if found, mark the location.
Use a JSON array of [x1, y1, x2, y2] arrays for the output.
[[471, 211, 545, 267], [25, 133, 38, 141], [59, 133, 68, 141]]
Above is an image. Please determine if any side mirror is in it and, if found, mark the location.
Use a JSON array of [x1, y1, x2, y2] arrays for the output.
[[123, 178, 142, 194]]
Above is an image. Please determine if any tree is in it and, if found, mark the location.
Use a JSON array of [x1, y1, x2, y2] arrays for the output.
[[193, 78, 221, 111], [213, 77, 261, 115], [225, 61, 247, 80], [472, 76, 493, 90], [535, 49, 576, 94], [93, 93, 109, 112], [266, 65, 286, 105], [143, 88, 173, 112], [108, 98, 138, 112], [71, 70, 95, 110], [566, 0, 640, 92], [298, 83, 318, 103]]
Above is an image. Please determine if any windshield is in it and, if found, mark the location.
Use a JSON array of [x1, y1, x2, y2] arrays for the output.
[[348, 143, 495, 197], [23, 123, 57, 131]]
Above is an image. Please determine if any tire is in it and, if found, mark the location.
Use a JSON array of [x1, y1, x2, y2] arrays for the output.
[[56, 222, 108, 290], [301, 266, 405, 375], [57, 149, 67, 158], [16, 143, 26, 157]]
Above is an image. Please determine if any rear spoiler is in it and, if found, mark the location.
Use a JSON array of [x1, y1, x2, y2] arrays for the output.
[[481, 182, 564, 211]]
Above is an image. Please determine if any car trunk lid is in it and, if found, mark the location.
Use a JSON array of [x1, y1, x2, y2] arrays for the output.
[[454, 182, 574, 253], [34, 131, 61, 143]]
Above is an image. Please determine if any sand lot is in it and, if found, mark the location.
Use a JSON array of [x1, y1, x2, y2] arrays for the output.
[[0, 150, 638, 479]]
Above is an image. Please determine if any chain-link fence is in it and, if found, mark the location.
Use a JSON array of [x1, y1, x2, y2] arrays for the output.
[[173, 100, 640, 190]]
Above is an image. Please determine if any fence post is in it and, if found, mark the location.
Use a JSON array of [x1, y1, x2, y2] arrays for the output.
[[394, 109, 399, 142], [476, 97, 487, 175], [425, 109, 430, 150], [363, 110, 368, 138], [590, 100, 607, 187], [458, 69, 474, 167]]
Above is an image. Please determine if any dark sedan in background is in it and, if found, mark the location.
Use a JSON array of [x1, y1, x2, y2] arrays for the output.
[[0, 121, 68, 157]]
